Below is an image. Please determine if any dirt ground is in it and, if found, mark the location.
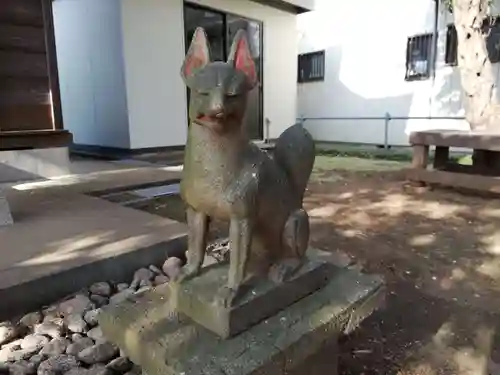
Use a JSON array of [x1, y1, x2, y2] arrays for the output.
[[139, 155, 500, 374], [304, 156, 500, 375]]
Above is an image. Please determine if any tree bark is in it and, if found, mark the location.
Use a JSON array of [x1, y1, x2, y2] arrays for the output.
[[453, 0, 500, 131]]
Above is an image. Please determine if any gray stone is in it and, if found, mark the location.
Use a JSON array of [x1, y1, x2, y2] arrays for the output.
[[153, 275, 169, 286], [19, 313, 43, 329], [0, 348, 33, 362], [41, 307, 59, 322], [89, 283, 112, 298], [105, 357, 132, 374], [171, 256, 334, 338], [115, 284, 128, 293], [109, 290, 135, 306], [65, 367, 111, 375], [134, 287, 151, 295], [40, 338, 69, 356], [0, 347, 14, 362], [122, 366, 141, 375], [138, 279, 152, 288], [83, 310, 101, 328], [65, 315, 87, 334], [148, 265, 162, 275], [57, 296, 93, 318], [130, 269, 153, 291], [99, 264, 384, 375], [89, 296, 108, 308], [77, 342, 118, 365], [86, 328, 104, 343], [161, 258, 182, 280], [29, 354, 47, 368], [70, 334, 83, 342], [8, 361, 36, 375], [63, 368, 88, 375], [87, 365, 112, 375], [0, 322, 18, 346], [37, 355, 79, 375], [66, 338, 94, 357], [34, 322, 63, 339], [133, 268, 154, 283], [21, 335, 50, 352]]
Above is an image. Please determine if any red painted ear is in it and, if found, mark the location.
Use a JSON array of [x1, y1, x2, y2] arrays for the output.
[[181, 27, 211, 80], [228, 30, 257, 89]]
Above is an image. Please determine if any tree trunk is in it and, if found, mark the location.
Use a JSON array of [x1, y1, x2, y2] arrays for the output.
[[453, 0, 500, 131]]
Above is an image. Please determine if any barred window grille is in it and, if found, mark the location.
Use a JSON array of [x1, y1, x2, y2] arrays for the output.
[[445, 24, 458, 65], [298, 50, 325, 83], [405, 33, 432, 81]]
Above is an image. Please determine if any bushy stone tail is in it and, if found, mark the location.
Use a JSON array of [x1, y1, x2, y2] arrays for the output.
[[274, 123, 315, 200]]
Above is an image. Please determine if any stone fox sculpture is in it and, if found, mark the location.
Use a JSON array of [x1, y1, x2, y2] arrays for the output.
[[176, 27, 315, 307]]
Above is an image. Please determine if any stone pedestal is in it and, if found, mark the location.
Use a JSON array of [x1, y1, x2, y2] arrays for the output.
[[170, 255, 333, 338], [0, 190, 13, 227], [99, 251, 385, 375]]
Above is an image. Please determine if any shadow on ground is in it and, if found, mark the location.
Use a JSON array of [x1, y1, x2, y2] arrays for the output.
[[305, 159, 500, 375]]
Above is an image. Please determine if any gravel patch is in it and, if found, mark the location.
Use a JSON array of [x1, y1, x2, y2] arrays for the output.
[[0, 243, 230, 375]]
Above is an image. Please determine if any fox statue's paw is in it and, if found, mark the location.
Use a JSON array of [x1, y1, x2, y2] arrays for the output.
[[268, 258, 303, 284], [215, 286, 239, 308], [171, 264, 201, 283]]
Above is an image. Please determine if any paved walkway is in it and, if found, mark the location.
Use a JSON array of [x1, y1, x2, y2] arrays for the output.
[[0, 159, 185, 319]]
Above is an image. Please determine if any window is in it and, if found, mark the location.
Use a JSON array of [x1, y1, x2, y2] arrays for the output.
[[298, 51, 325, 83], [405, 33, 432, 81], [446, 17, 500, 65], [486, 16, 500, 63], [445, 24, 458, 65]]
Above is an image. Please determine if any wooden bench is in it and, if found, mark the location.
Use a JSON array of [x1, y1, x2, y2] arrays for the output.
[[408, 130, 500, 194]]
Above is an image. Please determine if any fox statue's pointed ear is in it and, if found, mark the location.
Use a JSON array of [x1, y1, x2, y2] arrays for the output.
[[181, 27, 211, 80], [227, 30, 257, 89]]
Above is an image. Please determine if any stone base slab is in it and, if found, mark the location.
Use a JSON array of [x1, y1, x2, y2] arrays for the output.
[[99, 261, 384, 375], [170, 251, 333, 338]]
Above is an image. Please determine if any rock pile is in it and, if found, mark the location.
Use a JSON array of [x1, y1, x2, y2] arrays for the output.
[[0, 256, 185, 375]]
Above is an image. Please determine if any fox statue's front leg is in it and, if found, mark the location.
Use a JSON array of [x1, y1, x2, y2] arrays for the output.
[[174, 206, 210, 282], [216, 217, 253, 307]]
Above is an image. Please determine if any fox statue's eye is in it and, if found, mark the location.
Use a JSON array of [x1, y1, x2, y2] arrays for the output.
[[198, 91, 209, 97]]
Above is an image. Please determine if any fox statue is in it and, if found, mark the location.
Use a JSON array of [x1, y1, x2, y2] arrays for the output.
[[175, 27, 316, 307]]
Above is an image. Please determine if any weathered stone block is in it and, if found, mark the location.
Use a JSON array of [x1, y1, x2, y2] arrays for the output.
[[170, 252, 334, 338], [99, 265, 384, 375]]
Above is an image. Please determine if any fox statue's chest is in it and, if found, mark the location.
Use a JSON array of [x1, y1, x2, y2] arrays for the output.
[[180, 162, 234, 217]]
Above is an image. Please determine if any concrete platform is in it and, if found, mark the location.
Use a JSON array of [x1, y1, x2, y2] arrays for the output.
[[0, 188, 187, 320], [99, 258, 385, 375], [7, 165, 181, 196]]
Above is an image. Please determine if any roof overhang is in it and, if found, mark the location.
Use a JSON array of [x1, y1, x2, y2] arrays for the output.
[[249, 0, 314, 14]]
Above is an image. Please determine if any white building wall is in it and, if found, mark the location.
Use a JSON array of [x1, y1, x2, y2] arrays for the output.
[[53, 0, 130, 149], [297, 0, 500, 146], [121, 0, 300, 149]]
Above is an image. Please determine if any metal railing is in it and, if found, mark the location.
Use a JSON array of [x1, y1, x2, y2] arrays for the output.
[[297, 113, 466, 149]]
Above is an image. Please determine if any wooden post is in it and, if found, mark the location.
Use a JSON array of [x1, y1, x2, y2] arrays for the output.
[[412, 145, 429, 169], [433, 146, 450, 170], [0, 189, 13, 227], [41, 0, 64, 130]]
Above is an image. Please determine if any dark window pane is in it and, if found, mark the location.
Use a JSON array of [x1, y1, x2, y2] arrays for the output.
[[445, 24, 458, 65], [298, 50, 325, 83], [184, 6, 224, 61], [226, 15, 263, 140]]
